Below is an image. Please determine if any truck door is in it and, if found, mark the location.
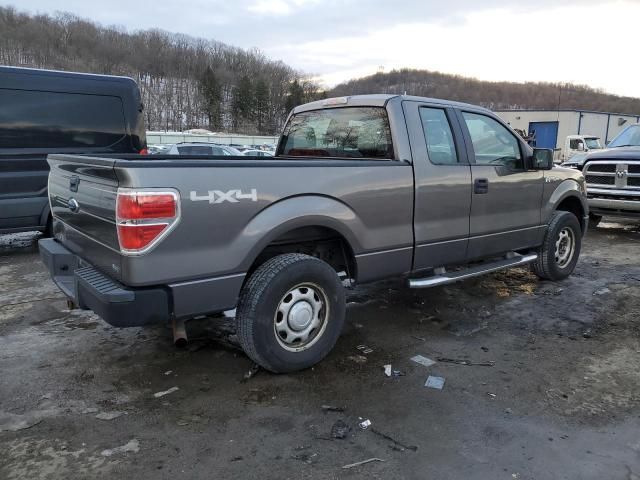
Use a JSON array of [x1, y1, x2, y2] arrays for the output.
[[402, 101, 472, 270], [456, 110, 545, 260]]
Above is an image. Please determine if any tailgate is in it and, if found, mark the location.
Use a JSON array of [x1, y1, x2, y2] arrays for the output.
[[47, 154, 123, 281]]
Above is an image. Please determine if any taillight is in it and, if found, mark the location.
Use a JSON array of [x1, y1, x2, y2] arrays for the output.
[[139, 148, 149, 155], [116, 190, 179, 254]]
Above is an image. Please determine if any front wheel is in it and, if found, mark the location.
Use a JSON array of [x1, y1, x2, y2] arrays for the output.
[[531, 211, 582, 281], [236, 253, 345, 373]]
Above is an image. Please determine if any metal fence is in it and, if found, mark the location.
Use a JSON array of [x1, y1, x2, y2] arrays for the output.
[[147, 132, 279, 146]]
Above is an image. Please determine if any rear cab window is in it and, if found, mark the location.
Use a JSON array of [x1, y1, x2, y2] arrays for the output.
[[279, 107, 394, 159]]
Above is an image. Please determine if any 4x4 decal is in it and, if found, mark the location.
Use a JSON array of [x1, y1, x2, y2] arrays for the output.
[[190, 189, 258, 204]]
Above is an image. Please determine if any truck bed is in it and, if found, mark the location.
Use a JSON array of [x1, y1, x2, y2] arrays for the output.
[[47, 153, 415, 315]]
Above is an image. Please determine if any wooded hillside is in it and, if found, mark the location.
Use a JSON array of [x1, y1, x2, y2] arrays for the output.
[[330, 69, 640, 115], [2, 7, 638, 135], [0, 6, 321, 134]]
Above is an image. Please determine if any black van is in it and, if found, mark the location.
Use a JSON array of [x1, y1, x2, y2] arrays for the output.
[[0, 66, 146, 235]]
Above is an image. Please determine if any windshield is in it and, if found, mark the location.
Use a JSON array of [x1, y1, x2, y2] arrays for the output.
[[279, 107, 394, 159], [608, 124, 640, 148], [584, 138, 602, 149]]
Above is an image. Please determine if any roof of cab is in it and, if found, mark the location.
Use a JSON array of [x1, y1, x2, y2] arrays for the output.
[[0, 65, 136, 85], [293, 94, 492, 114]]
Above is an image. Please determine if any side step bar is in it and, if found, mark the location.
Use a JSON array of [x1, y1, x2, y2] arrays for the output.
[[408, 253, 538, 289]]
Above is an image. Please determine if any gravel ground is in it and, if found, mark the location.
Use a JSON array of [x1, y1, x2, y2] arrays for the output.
[[1, 221, 639, 480]]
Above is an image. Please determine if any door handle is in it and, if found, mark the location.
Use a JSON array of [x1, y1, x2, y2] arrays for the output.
[[474, 178, 489, 194]]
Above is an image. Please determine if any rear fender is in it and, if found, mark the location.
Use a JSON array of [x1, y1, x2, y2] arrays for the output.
[[239, 195, 364, 272]]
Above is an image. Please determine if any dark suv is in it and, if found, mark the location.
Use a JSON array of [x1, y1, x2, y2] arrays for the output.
[[0, 66, 146, 235]]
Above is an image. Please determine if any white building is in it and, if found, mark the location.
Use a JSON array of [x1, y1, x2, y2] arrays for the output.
[[495, 109, 640, 150]]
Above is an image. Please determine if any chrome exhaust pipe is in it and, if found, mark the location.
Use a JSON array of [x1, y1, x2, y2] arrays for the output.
[[172, 318, 188, 348]]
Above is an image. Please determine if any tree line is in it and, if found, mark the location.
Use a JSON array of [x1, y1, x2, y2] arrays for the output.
[[330, 68, 640, 116], [2, 7, 639, 136], [0, 6, 322, 134]]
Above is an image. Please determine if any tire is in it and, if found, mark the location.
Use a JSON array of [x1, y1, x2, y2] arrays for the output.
[[531, 211, 582, 281], [43, 215, 53, 237], [236, 253, 346, 373], [588, 213, 602, 229]]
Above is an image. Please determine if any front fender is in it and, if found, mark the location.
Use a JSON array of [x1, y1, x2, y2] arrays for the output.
[[543, 178, 588, 224]]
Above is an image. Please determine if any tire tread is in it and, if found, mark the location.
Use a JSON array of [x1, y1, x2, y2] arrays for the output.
[[236, 253, 329, 372]]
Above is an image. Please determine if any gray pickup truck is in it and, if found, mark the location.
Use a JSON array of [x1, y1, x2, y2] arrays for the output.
[[39, 94, 588, 372]]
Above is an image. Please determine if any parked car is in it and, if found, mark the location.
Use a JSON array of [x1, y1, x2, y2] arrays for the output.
[[167, 142, 243, 156], [0, 66, 147, 235], [243, 149, 274, 157], [562, 123, 640, 226], [39, 94, 587, 373], [148, 144, 172, 155]]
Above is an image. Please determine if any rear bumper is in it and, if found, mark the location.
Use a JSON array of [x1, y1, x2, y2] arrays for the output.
[[39, 238, 170, 327]]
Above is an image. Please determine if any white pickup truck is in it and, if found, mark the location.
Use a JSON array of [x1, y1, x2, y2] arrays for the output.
[[558, 135, 603, 163]]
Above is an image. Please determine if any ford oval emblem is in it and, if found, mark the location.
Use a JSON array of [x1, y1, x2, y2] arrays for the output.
[[68, 198, 80, 213]]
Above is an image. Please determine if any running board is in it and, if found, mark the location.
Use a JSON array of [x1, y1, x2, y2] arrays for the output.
[[408, 253, 538, 289]]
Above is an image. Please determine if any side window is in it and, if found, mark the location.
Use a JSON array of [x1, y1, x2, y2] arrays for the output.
[[0, 88, 126, 149], [419, 107, 459, 165], [462, 112, 523, 169]]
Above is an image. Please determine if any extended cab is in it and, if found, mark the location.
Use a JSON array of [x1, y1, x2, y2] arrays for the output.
[[39, 95, 588, 372], [562, 123, 640, 226]]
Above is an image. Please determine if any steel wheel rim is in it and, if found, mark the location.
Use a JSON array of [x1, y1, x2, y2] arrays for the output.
[[555, 227, 575, 268], [274, 283, 329, 352]]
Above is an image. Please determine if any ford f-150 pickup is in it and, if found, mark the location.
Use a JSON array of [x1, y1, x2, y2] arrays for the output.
[[39, 94, 589, 372]]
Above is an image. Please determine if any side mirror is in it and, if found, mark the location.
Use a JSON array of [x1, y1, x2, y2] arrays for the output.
[[532, 148, 553, 170], [576, 142, 585, 151]]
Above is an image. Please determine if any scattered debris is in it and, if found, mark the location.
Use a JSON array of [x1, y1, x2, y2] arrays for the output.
[[359, 419, 372, 430], [436, 357, 495, 367], [411, 355, 436, 367], [392, 369, 405, 377], [347, 355, 368, 364], [411, 335, 426, 341], [371, 428, 418, 451], [356, 344, 374, 354], [291, 452, 317, 464], [153, 386, 179, 398], [242, 363, 260, 382], [0, 411, 44, 432], [487, 392, 497, 398], [341, 458, 385, 469], [331, 419, 351, 439], [321, 405, 345, 413], [505, 408, 513, 415], [593, 287, 610, 296], [81, 407, 99, 414], [424, 376, 445, 390], [230, 456, 243, 462], [383, 364, 392, 377], [100, 439, 140, 457], [481, 346, 489, 352], [164, 370, 173, 375], [95, 411, 124, 421]]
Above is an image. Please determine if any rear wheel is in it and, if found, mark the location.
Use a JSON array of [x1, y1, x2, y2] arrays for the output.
[[588, 213, 602, 229], [531, 211, 582, 281], [236, 253, 345, 373]]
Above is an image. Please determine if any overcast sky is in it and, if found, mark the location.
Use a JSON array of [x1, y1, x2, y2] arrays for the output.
[[9, 0, 640, 97]]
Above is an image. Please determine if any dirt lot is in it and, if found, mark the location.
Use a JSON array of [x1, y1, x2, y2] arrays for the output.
[[1, 221, 639, 480]]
